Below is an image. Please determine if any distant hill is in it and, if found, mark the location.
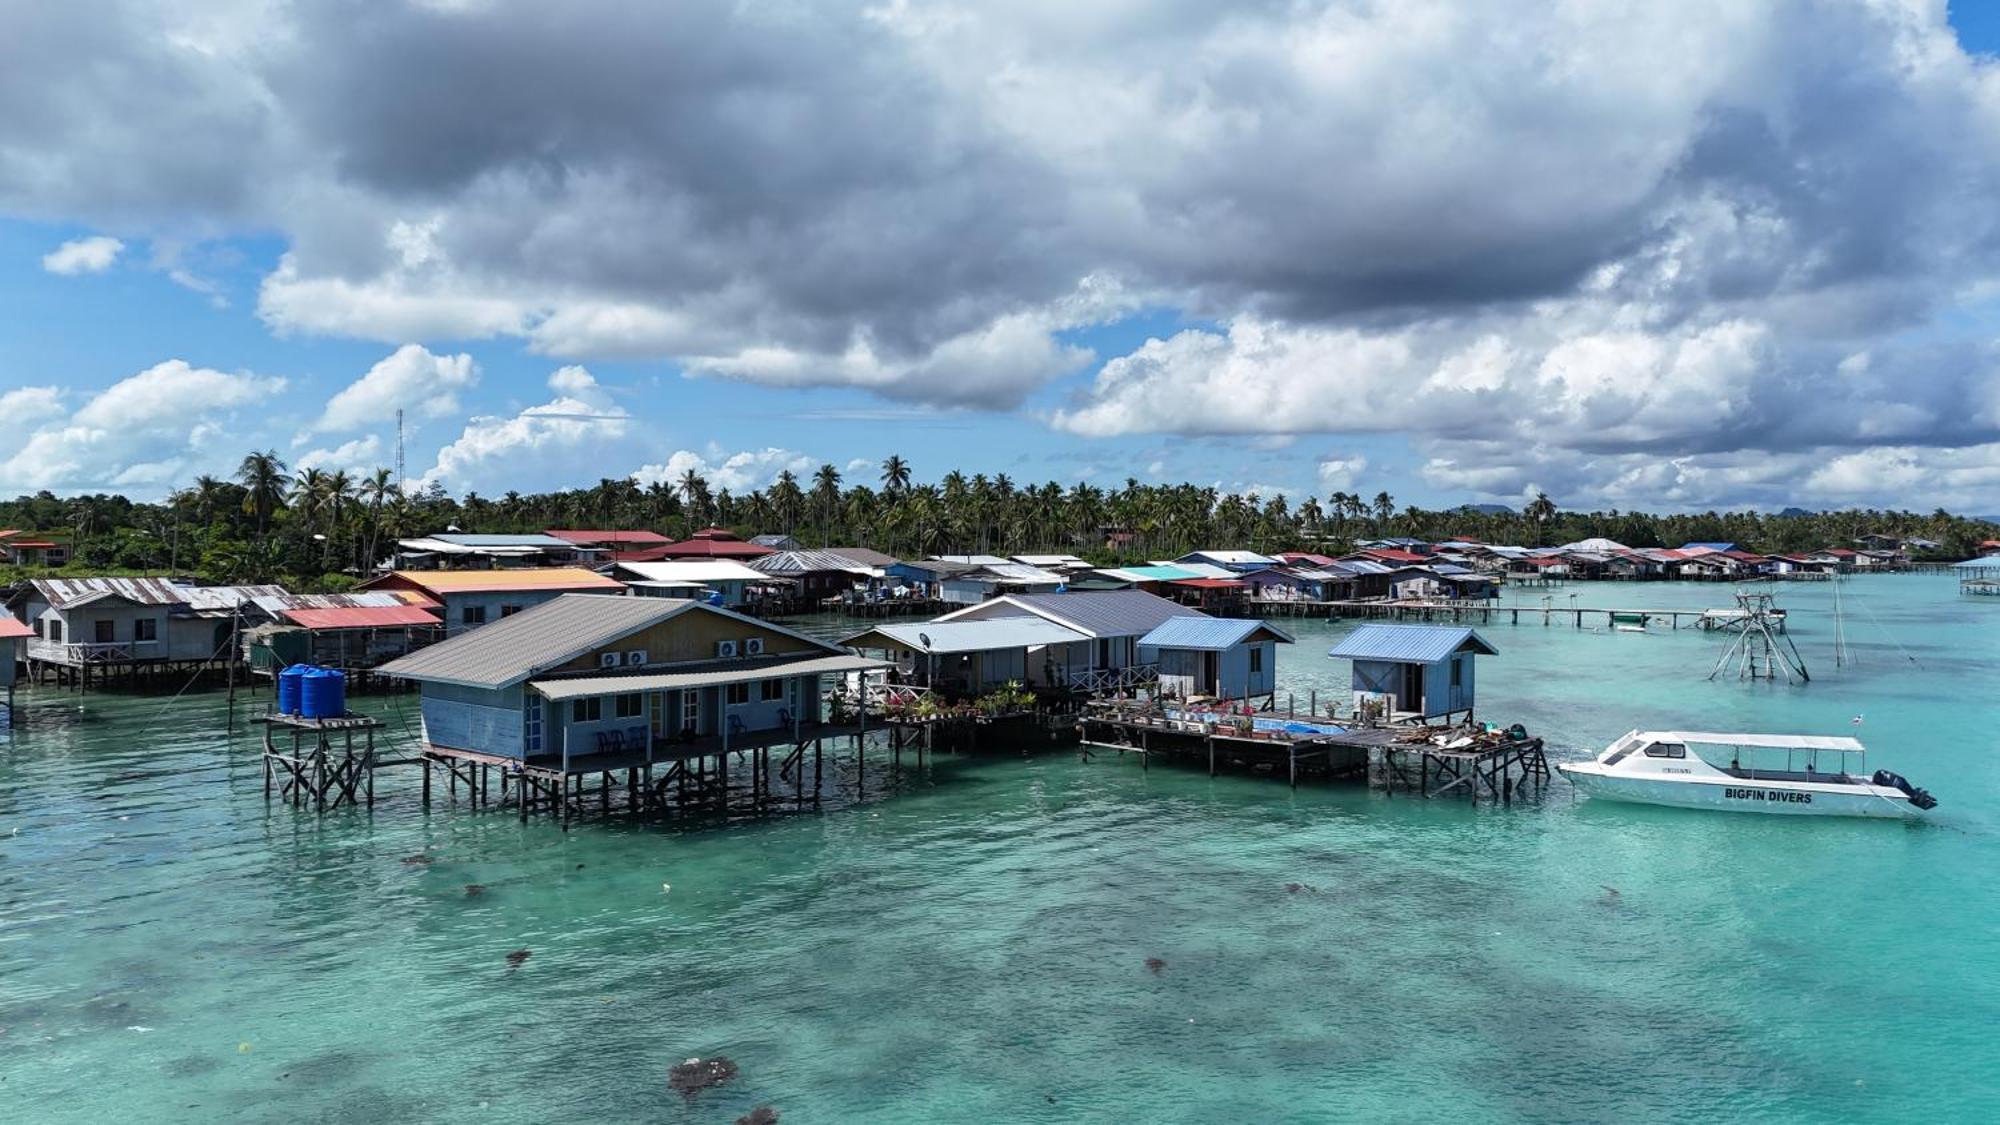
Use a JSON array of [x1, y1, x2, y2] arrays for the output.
[[1776, 507, 1816, 518], [1456, 503, 1514, 515]]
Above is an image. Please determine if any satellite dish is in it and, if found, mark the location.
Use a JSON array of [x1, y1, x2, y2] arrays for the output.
[[918, 632, 932, 649]]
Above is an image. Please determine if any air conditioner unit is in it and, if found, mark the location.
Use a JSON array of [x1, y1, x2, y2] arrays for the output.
[[599, 652, 620, 669], [626, 649, 647, 666], [744, 637, 765, 656], [716, 640, 739, 658]]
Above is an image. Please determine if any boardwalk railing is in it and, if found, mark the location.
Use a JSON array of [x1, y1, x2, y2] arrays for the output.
[[1068, 663, 1159, 695], [27, 638, 164, 665]]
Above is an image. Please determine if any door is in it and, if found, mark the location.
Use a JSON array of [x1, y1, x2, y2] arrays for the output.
[[1203, 652, 1219, 695], [1400, 663, 1425, 714]]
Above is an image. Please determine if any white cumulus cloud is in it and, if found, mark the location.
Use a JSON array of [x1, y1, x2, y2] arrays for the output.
[[41, 235, 124, 275], [311, 343, 479, 434], [421, 366, 631, 492], [633, 445, 818, 495]]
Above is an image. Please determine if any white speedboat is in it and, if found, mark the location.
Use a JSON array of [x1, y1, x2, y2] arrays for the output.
[[1558, 730, 1936, 819]]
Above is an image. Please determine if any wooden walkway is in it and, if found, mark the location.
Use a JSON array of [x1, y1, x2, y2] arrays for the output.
[[1256, 598, 1778, 630], [1075, 704, 1550, 799]]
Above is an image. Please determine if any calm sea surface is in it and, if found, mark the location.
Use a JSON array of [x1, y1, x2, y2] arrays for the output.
[[2, 576, 1997, 1123]]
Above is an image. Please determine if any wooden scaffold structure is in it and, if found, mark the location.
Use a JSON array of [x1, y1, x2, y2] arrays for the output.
[[259, 711, 386, 810]]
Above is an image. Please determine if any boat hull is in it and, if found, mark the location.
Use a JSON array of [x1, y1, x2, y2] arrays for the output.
[[1558, 765, 1923, 819]]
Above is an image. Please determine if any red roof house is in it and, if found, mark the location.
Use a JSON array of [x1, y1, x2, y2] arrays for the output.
[[655, 528, 777, 559]]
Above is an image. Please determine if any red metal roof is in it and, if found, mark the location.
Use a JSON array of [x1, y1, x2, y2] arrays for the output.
[[281, 605, 444, 630], [0, 618, 33, 639], [1362, 548, 1426, 564], [1170, 577, 1248, 589], [657, 539, 776, 558]]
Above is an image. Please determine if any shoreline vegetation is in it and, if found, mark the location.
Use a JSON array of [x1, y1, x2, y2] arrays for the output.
[[2, 449, 1992, 592]]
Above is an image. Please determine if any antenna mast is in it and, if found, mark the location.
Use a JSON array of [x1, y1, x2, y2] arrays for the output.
[[395, 408, 406, 489]]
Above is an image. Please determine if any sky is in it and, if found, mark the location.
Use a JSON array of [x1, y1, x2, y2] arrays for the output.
[[4, 0, 2000, 514]]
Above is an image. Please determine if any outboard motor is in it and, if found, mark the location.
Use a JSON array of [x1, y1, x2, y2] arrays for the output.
[[1872, 770, 1938, 811]]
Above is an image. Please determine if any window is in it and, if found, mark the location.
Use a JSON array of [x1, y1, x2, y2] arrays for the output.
[[33, 618, 44, 639], [499, 604, 522, 618], [682, 689, 700, 730], [615, 693, 643, 719], [727, 683, 750, 706], [135, 619, 157, 642], [570, 697, 602, 723], [48, 620, 61, 643], [94, 620, 115, 643], [462, 606, 488, 627], [1249, 647, 1263, 673], [761, 678, 784, 701], [1449, 657, 1462, 688], [1643, 742, 1687, 759]]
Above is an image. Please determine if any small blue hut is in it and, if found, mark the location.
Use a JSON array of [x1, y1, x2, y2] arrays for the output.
[[1327, 624, 1497, 723]]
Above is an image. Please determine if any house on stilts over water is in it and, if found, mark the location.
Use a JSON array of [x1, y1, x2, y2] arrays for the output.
[[376, 593, 885, 822]]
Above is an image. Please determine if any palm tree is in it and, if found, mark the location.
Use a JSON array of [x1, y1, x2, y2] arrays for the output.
[[881, 453, 912, 495], [359, 468, 397, 569], [1371, 491, 1395, 532], [237, 450, 292, 535], [811, 463, 842, 543]]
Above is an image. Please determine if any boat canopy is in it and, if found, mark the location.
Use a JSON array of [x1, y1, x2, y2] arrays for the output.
[[1643, 731, 1865, 753]]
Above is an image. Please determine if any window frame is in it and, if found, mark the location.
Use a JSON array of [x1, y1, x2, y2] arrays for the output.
[[570, 697, 602, 723]]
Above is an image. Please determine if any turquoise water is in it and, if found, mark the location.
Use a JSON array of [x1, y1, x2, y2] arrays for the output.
[[2, 576, 1997, 1122]]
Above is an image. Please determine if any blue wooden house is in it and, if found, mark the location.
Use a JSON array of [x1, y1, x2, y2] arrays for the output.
[[1138, 617, 1293, 701], [1326, 624, 1497, 723]]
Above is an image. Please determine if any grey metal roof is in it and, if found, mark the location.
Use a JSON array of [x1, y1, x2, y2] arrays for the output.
[[1138, 617, 1294, 650], [1327, 624, 1499, 663], [377, 594, 840, 689], [841, 618, 1088, 653], [31, 576, 192, 608], [533, 653, 887, 700], [978, 590, 1205, 638], [749, 549, 879, 576], [822, 546, 898, 567]]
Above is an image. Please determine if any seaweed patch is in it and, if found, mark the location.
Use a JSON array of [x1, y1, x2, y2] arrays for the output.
[[735, 1106, 779, 1125], [505, 949, 531, 968], [1144, 958, 1166, 975]]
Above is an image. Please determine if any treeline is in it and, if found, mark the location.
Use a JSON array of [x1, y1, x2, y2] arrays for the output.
[[0, 451, 1990, 587]]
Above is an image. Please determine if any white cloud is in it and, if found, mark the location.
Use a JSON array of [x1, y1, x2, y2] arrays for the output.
[[1316, 456, 1369, 492], [41, 236, 124, 275], [633, 445, 817, 495], [0, 360, 283, 491], [421, 366, 630, 491], [311, 344, 479, 434], [296, 434, 384, 476]]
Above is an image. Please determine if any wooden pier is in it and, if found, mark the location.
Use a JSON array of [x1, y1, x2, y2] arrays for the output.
[[1075, 701, 1550, 800], [1252, 597, 1776, 631]]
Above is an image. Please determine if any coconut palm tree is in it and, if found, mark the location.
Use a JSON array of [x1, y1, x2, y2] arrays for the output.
[[880, 453, 912, 495], [237, 450, 292, 535]]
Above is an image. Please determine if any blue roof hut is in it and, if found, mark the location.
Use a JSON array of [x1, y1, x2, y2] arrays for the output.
[[1326, 624, 1497, 724], [1138, 617, 1294, 702]]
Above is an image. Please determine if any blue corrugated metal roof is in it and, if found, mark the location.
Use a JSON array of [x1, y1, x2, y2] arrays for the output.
[[1327, 624, 1498, 663], [1952, 557, 2000, 569], [1119, 564, 1203, 581], [1138, 616, 1295, 650]]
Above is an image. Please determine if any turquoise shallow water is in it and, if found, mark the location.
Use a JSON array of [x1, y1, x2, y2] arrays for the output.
[[2, 576, 1997, 1123]]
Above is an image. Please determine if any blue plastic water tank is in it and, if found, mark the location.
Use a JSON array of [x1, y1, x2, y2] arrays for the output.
[[278, 665, 307, 715], [323, 668, 347, 719], [301, 667, 336, 719], [705, 590, 725, 607]]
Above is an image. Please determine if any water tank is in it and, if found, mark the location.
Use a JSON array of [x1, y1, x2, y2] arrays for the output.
[[301, 667, 345, 720], [278, 665, 307, 716], [705, 590, 725, 607]]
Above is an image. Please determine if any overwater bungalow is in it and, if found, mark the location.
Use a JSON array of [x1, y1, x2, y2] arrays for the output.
[[377, 593, 881, 796], [1138, 617, 1292, 702], [1165, 576, 1249, 613], [359, 567, 626, 636], [1011, 553, 1094, 574], [839, 617, 1089, 694], [244, 592, 445, 677], [608, 560, 780, 608], [6, 577, 285, 686], [749, 550, 883, 607], [936, 562, 1065, 604], [931, 589, 1204, 694], [1, 615, 27, 717], [1954, 557, 2000, 595], [1327, 623, 1496, 724]]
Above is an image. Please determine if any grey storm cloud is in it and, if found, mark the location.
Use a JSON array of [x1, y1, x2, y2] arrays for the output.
[[5, 0, 2000, 504]]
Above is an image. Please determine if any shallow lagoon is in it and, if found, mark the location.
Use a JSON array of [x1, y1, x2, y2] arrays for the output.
[[2, 576, 1997, 1122]]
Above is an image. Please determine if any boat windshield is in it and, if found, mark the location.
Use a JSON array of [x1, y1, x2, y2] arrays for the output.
[[1600, 733, 1646, 766], [1703, 742, 1865, 781]]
